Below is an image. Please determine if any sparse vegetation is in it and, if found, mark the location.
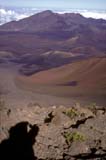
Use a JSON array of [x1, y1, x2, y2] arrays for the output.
[[64, 131, 85, 145], [64, 108, 78, 119], [1, 103, 106, 159]]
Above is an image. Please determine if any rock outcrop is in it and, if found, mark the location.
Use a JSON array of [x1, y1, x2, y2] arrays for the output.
[[0, 102, 106, 159]]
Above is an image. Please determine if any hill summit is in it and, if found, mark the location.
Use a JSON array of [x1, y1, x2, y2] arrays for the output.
[[0, 10, 105, 32]]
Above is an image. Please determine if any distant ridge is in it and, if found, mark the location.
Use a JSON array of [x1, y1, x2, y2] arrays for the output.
[[0, 10, 106, 74], [0, 10, 106, 32]]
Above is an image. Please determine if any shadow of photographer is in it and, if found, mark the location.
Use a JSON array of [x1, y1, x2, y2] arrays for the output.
[[0, 121, 39, 160]]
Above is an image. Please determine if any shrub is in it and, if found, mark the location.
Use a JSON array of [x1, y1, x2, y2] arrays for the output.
[[64, 131, 85, 145], [64, 108, 78, 119]]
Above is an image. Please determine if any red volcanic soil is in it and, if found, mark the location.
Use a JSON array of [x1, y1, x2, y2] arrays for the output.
[[17, 57, 106, 98]]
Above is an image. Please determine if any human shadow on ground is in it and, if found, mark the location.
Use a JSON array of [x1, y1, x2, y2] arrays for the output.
[[0, 121, 39, 160]]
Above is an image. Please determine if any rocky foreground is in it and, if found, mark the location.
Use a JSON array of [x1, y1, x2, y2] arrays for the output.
[[0, 102, 106, 160]]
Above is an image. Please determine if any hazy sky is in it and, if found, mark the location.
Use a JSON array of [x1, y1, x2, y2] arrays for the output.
[[0, 0, 106, 9]]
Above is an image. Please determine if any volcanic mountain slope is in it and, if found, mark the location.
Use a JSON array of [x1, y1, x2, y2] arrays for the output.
[[0, 10, 106, 32], [17, 57, 106, 98], [0, 10, 106, 75]]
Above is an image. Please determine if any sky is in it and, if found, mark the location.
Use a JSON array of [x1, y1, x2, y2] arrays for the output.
[[0, 0, 106, 9]]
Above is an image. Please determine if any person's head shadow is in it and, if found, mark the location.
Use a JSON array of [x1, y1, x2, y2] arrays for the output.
[[0, 121, 39, 160]]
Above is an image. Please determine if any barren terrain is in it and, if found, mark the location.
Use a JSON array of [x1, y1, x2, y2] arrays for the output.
[[0, 10, 106, 160]]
